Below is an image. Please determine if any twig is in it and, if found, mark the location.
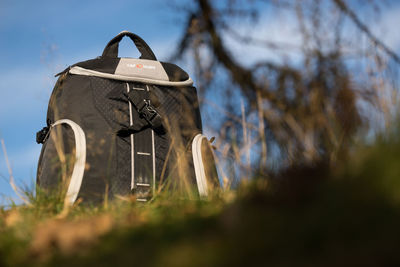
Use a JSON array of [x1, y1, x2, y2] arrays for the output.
[[0, 138, 31, 206], [256, 89, 267, 171], [240, 99, 251, 176]]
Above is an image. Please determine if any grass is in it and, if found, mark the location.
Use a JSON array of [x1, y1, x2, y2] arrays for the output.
[[0, 181, 229, 266], [1, 127, 400, 266]]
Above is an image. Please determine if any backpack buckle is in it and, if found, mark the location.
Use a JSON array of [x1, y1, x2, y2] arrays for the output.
[[137, 100, 162, 129], [36, 126, 51, 144]]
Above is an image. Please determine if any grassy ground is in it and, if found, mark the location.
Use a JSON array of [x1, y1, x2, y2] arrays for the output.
[[2, 132, 400, 266]]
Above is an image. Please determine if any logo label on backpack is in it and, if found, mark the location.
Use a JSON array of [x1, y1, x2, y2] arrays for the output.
[[126, 63, 156, 70], [115, 58, 169, 81]]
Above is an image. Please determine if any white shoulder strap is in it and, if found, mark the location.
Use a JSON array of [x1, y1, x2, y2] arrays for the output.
[[192, 134, 209, 197], [52, 119, 86, 205]]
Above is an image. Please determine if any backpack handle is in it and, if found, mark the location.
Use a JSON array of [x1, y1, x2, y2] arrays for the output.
[[102, 31, 157, 60]]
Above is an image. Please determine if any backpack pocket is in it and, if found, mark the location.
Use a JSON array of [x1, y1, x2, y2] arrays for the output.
[[191, 134, 219, 197]]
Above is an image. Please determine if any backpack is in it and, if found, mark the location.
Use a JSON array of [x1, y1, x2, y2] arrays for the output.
[[36, 31, 219, 205]]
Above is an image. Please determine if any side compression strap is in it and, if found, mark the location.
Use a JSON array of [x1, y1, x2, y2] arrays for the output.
[[52, 119, 87, 205]]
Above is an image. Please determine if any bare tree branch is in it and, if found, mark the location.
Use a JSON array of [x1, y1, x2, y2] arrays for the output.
[[332, 0, 400, 64]]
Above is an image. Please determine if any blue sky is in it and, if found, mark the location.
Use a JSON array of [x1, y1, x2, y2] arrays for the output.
[[1, 0, 400, 204], [0, 0, 192, 203]]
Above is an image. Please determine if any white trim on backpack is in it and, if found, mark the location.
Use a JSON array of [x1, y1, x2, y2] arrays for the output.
[[52, 119, 87, 205], [147, 84, 156, 196], [69, 66, 193, 87], [126, 83, 135, 190]]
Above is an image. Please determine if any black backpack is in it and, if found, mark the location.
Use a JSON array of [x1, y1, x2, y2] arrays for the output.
[[36, 31, 219, 204]]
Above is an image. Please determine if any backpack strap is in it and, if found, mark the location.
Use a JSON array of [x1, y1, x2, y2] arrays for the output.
[[51, 119, 87, 206], [132, 127, 155, 201], [126, 83, 156, 201]]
